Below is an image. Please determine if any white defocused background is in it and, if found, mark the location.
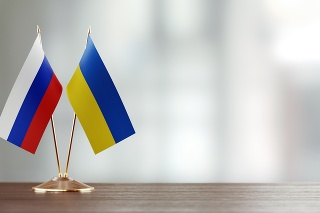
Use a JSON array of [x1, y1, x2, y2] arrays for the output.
[[1, 0, 320, 182]]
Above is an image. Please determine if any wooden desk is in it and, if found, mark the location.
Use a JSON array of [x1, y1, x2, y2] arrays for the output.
[[1, 183, 320, 212]]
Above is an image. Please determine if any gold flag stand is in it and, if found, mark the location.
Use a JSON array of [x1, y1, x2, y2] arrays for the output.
[[32, 177, 93, 192], [32, 26, 94, 192]]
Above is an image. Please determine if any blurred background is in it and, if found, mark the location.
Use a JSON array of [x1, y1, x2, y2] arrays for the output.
[[0, 0, 320, 182]]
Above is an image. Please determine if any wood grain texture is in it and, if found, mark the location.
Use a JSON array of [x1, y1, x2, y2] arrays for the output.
[[1, 183, 320, 212]]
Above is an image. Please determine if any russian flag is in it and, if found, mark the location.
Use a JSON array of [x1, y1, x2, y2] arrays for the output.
[[0, 35, 62, 154], [67, 35, 135, 154]]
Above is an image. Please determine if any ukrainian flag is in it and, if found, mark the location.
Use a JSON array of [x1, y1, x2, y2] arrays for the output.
[[67, 35, 135, 154]]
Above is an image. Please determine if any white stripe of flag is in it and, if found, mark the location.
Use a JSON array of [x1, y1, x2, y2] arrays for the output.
[[0, 36, 44, 140]]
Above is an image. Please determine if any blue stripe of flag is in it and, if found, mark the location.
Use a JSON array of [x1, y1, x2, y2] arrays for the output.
[[79, 35, 135, 143], [7, 56, 53, 146]]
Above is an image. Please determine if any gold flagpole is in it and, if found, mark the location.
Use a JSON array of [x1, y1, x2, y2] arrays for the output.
[[64, 113, 76, 177], [37, 25, 62, 177], [32, 26, 93, 192], [64, 26, 91, 178], [50, 117, 62, 177]]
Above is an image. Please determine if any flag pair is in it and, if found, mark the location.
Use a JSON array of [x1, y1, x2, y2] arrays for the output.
[[0, 34, 135, 154]]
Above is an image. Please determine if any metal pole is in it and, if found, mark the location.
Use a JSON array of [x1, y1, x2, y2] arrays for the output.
[[64, 113, 76, 177], [64, 26, 91, 177], [38, 26, 62, 177], [50, 116, 62, 177]]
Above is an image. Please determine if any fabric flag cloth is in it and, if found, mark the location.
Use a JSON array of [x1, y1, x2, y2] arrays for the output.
[[67, 35, 135, 154], [0, 35, 62, 154]]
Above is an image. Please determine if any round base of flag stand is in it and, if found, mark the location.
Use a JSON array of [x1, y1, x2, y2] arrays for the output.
[[32, 177, 94, 192]]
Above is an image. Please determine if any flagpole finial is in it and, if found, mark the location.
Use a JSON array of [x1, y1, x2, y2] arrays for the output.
[[86, 26, 91, 47], [37, 25, 41, 35], [37, 25, 42, 47]]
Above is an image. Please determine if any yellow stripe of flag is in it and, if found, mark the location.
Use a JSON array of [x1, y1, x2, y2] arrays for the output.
[[66, 66, 116, 154]]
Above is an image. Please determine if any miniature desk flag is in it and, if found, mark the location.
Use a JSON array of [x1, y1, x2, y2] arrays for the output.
[[66, 35, 135, 154], [0, 35, 62, 154]]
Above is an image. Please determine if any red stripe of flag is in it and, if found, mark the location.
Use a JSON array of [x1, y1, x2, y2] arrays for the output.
[[20, 74, 62, 153]]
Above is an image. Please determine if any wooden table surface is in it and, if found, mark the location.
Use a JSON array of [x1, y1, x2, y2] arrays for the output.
[[1, 183, 320, 212]]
